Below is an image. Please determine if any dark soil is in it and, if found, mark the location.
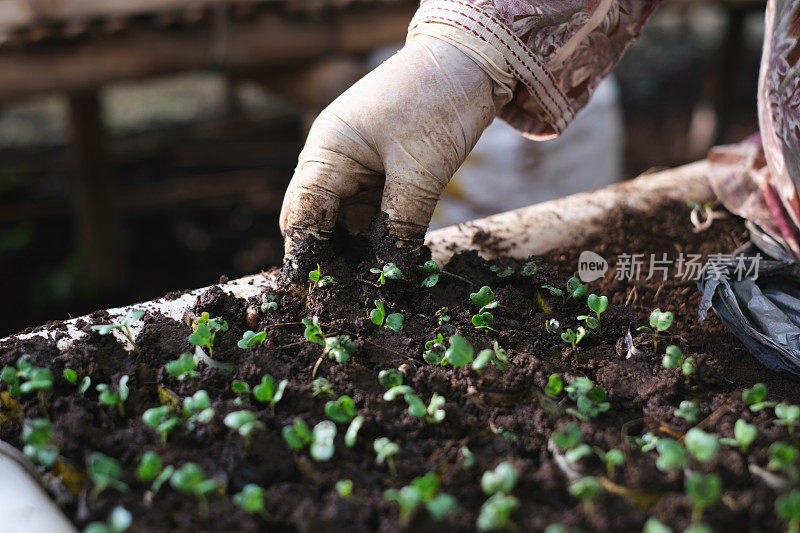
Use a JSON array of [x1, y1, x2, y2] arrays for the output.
[[1, 200, 796, 533]]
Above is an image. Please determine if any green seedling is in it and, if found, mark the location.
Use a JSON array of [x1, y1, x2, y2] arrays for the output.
[[587, 294, 608, 326], [491, 425, 518, 442], [544, 277, 588, 301], [261, 292, 279, 313], [64, 369, 91, 396], [379, 369, 403, 389], [371, 263, 402, 285], [545, 318, 560, 333], [82, 506, 132, 533], [477, 493, 519, 532], [472, 341, 510, 372], [541, 284, 564, 300], [238, 330, 266, 349], [87, 452, 129, 500], [685, 428, 719, 463], [444, 335, 475, 367], [481, 462, 517, 496], [309, 264, 335, 288], [323, 335, 357, 363], [1, 355, 53, 397], [90, 309, 144, 351], [426, 393, 446, 423], [336, 479, 354, 498], [370, 301, 404, 332], [183, 390, 214, 430], [561, 327, 586, 350], [490, 264, 515, 278], [552, 423, 591, 465], [374, 437, 400, 475], [312, 378, 334, 397], [233, 484, 268, 517], [629, 432, 660, 452], [253, 374, 288, 413], [720, 419, 757, 453], [383, 386, 444, 423], [565, 377, 610, 420], [418, 260, 441, 287], [224, 410, 265, 445], [231, 380, 251, 405], [189, 312, 229, 357], [136, 451, 174, 494], [674, 400, 701, 425], [742, 383, 776, 411], [520, 260, 538, 276], [685, 472, 721, 522], [423, 334, 446, 365], [776, 403, 800, 434], [282, 419, 337, 461], [282, 418, 312, 450], [384, 472, 458, 528], [569, 476, 602, 516], [661, 345, 695, 376], [638, 309, 673, 351], [435, 307, 451, 325], [776, 489, 800, 533], [470, 286, 499, 333], [165, 353, 199, 381], [594, 447, 625, 477], [96, 375, 130, 416], [685, 524, 713, 533], [655, 439, 688, 472], [326, 395, 356, 424], [345, 415, 364, 447], [576, 314, 599, 331], [21, 418, 59, 467], [170, 463, 223, 518], [545, 373, 564, 397], [642, 518, 672, 533], [142, 406, 181, 443], [769, 441, 799, 483], [461, 446, 475, 469]]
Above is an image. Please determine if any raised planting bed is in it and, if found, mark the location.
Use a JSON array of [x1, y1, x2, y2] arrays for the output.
[[3, 163, 800, 533]]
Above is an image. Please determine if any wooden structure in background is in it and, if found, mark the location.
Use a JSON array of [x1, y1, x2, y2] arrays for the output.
[[0, 0, 415, 288]]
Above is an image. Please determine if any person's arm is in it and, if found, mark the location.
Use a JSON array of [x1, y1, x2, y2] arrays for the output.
[[280, 0, 661, 273]]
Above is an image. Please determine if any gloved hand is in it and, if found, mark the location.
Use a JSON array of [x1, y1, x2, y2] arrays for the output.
[[279, 29, 514, 271]]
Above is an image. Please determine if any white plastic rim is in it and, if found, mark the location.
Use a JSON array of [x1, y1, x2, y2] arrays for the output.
[[0, 161, 714, 530]]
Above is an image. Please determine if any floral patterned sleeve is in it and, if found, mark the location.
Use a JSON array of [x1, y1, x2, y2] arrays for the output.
[[409, 0, 662, 139]]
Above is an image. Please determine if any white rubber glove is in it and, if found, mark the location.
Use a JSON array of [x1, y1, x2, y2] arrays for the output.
[[279, 30, 514, 269]]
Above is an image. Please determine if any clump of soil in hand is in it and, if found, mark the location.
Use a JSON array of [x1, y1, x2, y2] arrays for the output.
[[0, 200, 795, 532]]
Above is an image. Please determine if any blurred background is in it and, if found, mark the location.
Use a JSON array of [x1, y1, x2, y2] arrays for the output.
[[0, 0, 765, 336]]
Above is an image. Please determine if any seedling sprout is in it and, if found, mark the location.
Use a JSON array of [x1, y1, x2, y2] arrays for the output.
[[423, 334, 446, 365], [231, 380, 251, 405], [568, 476, 602, 515], [435, 307, 451, 325], [182, 390, 214, 429], [472, 341, 510, 372], [233, 484, 268, 517], [768, 441, 799, 483], [481, 462, 517, 496], [418, 260, 440, 287], [684, 428, 719, 463], [165, 353, 199, 381], [169, 462, 223, 518], [188, 312, 229, 357], [545, 373, 563, 397], [238, 330, 267, 349], [661, 345, 695, 376], [136, 451, 174, 494], [775, 403, 800, 434], [638, 309, 673, 351], [96, 375, 130, 416], [253, 374, 288, 413], [742, 383, 776, 411], [378, 369, 403, 389], [470, 286, 499, 333], [374, 437, 400, 475], [594, 447, 625, 476], [776, 489, 800, 533], [384, 472, 458, 528], [82, 506, 132, 533], [308, 264, 336, 288], [370, 300, 404, 332], [223, 410, 265, 445], [684, 472, 721, 522], [370, 263, 402, 285], [90, 309, 144, 351], [674, 400, 701, 424], [444, 335, 475, 367], [1, 355, 53, 398], [282, 419, 337, 461], [312, 377, 335, 397], [345, 415, 364, 447], [561, 327, 586, 350], [87, 452, 129, 500], [655, 439, 688, 472], [142, 406, 181, 443], [477, 493, 519, 532], [325, 395, 356, 424], [261, 292, 279, 313], [490, 264, 514, 277], [64, 368, 91, 396], [21, 418, 59, 467], [720, 419, 757, 453], [545, 318, 560, 333], [336, 479, 354, 498], [564, 377, 610, 420]]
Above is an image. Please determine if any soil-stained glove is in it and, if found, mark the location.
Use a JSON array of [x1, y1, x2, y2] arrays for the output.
[[279, 30, 514, 271]]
